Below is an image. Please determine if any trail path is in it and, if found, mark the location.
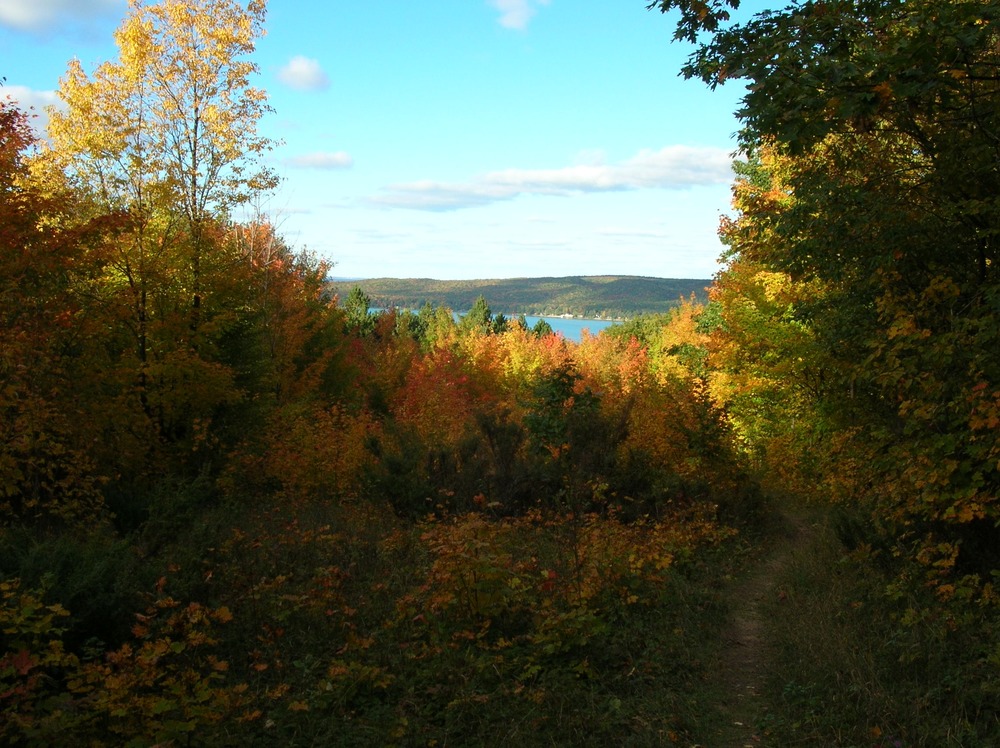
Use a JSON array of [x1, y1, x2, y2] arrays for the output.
[[701, 511, 817, 747]]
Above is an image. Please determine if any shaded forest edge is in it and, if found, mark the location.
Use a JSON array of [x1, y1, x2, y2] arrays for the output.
[[330, 276, 710, 318]]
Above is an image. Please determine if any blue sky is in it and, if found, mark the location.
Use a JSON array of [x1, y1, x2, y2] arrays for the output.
[[1, 0, 753, 280]]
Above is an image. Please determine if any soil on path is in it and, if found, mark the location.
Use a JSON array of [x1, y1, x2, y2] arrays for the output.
[[701, 511, 817, 747]]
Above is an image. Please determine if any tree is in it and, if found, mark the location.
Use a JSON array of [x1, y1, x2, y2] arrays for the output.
[[0, 99, 106, 528], [224, 221, 346, 406], [48, 0, 277, 333], [491, 312, 509, 335], [344, 286, 375, 336], [43, 0, 278, 461], [386, 308, 424, 343], [460, 295, 493, 336], [418, 303, 458, 349], [652, 0, 1000, 279], [651, 0, 1000, 598], [531, 318, 554, 338]]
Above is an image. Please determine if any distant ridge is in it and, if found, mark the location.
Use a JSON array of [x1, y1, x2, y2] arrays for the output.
[[329, 275, 710, 319]]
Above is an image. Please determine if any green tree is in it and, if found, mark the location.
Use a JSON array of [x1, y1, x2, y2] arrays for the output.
[[419, 303, 458, 348], [491, 312, 509, 335], [344, 286, 375, 336], [652, 0, 1000, 598], [653, 0, 1000, 277], [394, 308, 427, 341], [460, 295, 493, 336], [531, 318, 554, 338]]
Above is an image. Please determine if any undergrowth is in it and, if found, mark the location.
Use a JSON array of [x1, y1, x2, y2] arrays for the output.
[[759, 506, 1000, 747], [1, 497, 753, 746]]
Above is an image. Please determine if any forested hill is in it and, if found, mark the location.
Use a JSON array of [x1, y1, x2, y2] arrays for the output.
[[330, 275, 710, 318]]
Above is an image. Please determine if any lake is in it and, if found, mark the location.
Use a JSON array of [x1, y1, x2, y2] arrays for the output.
[[523, 316, 616, 342], [376, 308, 617, 343]]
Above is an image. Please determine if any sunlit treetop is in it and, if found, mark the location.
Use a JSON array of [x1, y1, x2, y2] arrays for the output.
[[651, 0, 1000, 152], [48, 0, 278, 220]]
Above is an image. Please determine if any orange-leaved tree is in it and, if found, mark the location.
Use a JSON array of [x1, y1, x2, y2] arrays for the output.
[[0, 97, 107, 529]]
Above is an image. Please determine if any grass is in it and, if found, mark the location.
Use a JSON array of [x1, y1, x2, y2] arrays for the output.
[[756, 505, 1000, 747]]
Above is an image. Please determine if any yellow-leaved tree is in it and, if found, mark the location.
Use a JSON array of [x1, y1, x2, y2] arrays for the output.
[[48, 0, 276, 328], [44, 0, 279, 497]]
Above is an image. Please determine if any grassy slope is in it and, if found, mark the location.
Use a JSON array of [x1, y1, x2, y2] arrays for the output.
[[330, 276, 711, 318]]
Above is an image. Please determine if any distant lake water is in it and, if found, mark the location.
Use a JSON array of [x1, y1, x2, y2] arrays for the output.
[[524, 316, 616, 342], [375, 308, 617, 343]]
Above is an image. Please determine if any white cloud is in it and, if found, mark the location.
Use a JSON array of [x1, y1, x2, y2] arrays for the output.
[[0, 0, 122, 33], [370, 145, 733, 211], [284, 151, 353, 170], [2, 85, 62, 135], [489, 0, 550, 30], [277, 56, 330, 92]]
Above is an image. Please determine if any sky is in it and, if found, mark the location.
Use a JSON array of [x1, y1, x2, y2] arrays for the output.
[[0, 0, 755, 280]]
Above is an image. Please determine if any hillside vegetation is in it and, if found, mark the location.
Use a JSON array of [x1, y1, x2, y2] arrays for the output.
[[4, 1, 1000, 746], [330, 276, 710, 318]]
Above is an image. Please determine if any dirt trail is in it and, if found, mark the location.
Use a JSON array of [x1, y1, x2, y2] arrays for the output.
[[702, 512, 816, 747]]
